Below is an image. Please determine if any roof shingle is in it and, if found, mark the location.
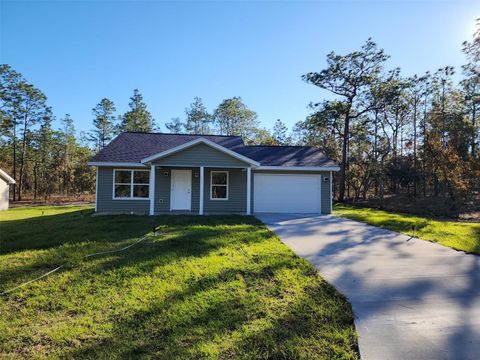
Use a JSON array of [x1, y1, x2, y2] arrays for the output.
[[90, 132, 337, 167]]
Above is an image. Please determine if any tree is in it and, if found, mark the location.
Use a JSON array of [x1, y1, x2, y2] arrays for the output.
[[303, 39, 389, 201], [32, 109, 56, 200], [165, 117, 184, 133], [119, 89, 154, 132], [213, 97, 258, 139], [247, 127, 277, 145], [15, 81, 48, 200], [0, 64, 23, 200], [461, 19, 480, 157], [91, 98, 116, 150], [60, 114, 76, 196], [184, 97, 211, 134], [0, 65, 96, 202], [272, 119, 289, 145]]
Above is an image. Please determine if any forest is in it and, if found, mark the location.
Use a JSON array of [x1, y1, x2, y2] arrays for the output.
[[1, 22, 478, 217]]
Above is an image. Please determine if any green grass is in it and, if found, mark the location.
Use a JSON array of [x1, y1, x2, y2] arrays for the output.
[[0, 206, 358, 359], [334, 203, 480, 255]]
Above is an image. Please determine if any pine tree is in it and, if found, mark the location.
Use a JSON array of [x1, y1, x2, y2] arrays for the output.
[[60, 114, 76, 196], [185, 97, 210, 134], [302, 38, 389, 201], [165, 117, 184, 133], [91, 98, 116, 150], [213, 97, 258, 139], [272, 119, 288, 145], [119, 89, 154, 132]]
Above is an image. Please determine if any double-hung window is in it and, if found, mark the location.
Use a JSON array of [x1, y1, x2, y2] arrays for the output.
[[114, 170, 150, 199], [210, 171, 228, 200]]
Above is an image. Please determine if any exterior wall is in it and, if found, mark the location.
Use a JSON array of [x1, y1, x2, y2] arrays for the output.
[[96, 167, 150, 214], [0, 179, 9, 211], [96, 166, 334, 215], [152, 143, 249, 168], [154, 167, 246, 214], [251, 170, 332, 214], [154, 167, 199, 213], [204, 168, 247, 213]]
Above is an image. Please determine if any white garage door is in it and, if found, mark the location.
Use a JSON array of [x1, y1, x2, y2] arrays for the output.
[[254, 174, 321, 213]]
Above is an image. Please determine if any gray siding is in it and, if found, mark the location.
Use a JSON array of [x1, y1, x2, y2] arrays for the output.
[[204, 168, 247, 213], [153, 166, 246, 214], [153, 143, 249, 167], [251, 170, 332, 214], [96, 166, 333, 215], [96, 167, 150, 214]]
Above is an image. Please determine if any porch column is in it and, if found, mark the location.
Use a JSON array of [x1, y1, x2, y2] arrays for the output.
[[199, 166, 204, 215], [246, 167, 251, 215], [149, 164, 155, 215]]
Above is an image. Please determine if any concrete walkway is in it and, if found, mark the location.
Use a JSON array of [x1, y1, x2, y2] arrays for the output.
[[256, 214, 480, 360]]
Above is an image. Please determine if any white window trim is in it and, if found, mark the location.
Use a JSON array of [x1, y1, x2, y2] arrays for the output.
[[210, 170, 229, 201], [112, 169, 150, 200]]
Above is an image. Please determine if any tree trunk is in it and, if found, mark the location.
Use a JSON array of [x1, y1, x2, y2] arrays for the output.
[[34, 163, 37, 200], [18, 119, 29, 201], [12, 123, 17, 202], [472, 104, 476, 157], [374, 112, 379, 197], [413, 99, 418, 197], [338, 115, 350, 202]]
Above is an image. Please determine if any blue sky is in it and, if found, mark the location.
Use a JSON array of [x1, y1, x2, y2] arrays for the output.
[[1, 1, 479, 135]]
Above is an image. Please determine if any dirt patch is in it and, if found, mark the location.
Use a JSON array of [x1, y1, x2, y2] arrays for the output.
[[9, 194, 95, 208]]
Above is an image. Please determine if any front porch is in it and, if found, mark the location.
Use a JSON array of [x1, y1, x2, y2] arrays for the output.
[[149, 166, 252, 216]]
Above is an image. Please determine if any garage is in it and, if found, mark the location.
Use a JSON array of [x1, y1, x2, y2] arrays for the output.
[[253, 173, 321, 213]]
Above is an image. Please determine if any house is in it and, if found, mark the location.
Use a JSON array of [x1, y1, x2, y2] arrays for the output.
[[0, 169, 15, 211], [88, 132, 339, 215]]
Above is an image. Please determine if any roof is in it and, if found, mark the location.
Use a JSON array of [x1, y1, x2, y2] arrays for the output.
[[0, 169, 15, 184], [89, 132, 337, 168], [89, 133, 244, 163], [236, 146, 337, 167]]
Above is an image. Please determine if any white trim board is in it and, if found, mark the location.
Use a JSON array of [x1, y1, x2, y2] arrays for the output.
[[210, 170, 229, 201], [0, 169, 15, 184], [95, 167, 98, 212], [112, 169, 151, 200], [256, 166, 340, 172], [141, 137, 260, 166], [88, 161, 148, 168]]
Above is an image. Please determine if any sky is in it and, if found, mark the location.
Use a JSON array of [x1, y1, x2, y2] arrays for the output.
[[1, 0, 479, 135]]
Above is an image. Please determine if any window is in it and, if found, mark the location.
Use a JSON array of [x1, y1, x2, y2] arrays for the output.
[[113, 170, 150, 199], [210, 171, 228, 200]]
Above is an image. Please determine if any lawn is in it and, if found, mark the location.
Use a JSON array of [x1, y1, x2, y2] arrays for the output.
[[0, 206, 358, 359], [334, 203, 480, 255]]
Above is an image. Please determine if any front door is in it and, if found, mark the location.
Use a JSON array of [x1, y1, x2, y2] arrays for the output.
[[171, 170, 192, 210]]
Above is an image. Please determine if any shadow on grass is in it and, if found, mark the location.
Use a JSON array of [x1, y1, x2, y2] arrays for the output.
[[0, 213, 263, 289], [2, 212, 359, 358], [64, 256, 357, 359], [1, 210, 156, 254]]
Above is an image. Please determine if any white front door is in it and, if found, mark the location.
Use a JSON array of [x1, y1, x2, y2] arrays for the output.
[[171, 170, 192, 210]]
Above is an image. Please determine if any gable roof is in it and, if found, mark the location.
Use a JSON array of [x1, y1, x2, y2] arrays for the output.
[[141, 137, 260, 166], [88, 132, 338, 169], [89, 132, 244, 163]]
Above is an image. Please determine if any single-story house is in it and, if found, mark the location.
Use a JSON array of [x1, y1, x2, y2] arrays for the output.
[[88, 132, 339, 215], [0, 169, 15, 211]]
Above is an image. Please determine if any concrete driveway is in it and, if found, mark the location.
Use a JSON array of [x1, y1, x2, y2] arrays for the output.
[[256, 214, 480, 360]]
